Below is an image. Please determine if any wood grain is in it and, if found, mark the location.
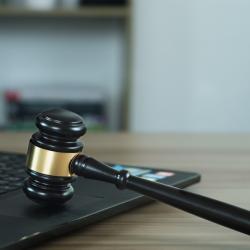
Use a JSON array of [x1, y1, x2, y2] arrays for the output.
[[0, 132, 249, 249]]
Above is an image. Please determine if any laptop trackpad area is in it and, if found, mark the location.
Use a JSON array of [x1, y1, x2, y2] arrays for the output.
[[0, 190, 103, 220], [0, 179, 132, 224]]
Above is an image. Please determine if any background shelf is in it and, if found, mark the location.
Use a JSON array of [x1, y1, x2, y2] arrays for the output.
[[0, 6, 129, 18]]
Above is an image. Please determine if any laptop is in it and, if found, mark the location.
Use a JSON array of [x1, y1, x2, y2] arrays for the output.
[[0, 151, 200, 249]]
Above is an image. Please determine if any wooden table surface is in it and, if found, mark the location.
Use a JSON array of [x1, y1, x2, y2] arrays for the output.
[[0, 132, 249, 249]]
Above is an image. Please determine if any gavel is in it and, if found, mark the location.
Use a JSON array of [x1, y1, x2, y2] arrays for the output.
[[23, 108, 250, 235]]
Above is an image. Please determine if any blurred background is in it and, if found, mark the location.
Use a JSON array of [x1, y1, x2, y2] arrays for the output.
[[0, 0, 250, 133]]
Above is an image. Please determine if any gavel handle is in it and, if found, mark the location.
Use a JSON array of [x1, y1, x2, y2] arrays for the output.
[[126, 175, 250, 235], [71, 155, 250, 235]]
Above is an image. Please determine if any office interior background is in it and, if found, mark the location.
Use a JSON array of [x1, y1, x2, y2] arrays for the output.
[[0, 0, 249, 133]]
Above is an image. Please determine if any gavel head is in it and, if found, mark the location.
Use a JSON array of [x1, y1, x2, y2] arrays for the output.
[[23, 108, 87, 206]]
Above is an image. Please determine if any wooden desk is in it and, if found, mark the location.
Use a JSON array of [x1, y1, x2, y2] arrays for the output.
[[0, 133, 249, 249]]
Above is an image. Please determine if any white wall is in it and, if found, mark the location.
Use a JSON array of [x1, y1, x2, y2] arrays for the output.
[[0, 18, 125, 130], [130, 0, 250, 132]]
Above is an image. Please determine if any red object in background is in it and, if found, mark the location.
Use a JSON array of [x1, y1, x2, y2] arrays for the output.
[[5, 91, 21, 102]]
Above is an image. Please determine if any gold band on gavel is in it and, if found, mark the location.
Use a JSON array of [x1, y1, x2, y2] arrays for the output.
[[26, 143, 80, 177]]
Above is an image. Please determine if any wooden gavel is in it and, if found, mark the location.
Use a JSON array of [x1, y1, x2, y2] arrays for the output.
[[23, 108, 250, 235]]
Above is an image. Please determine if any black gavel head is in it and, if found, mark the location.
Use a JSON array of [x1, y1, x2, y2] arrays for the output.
[[23, 108, 87, 206]]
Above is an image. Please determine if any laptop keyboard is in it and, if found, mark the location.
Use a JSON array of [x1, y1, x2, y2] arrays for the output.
[[0, 152, 26, 194]]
